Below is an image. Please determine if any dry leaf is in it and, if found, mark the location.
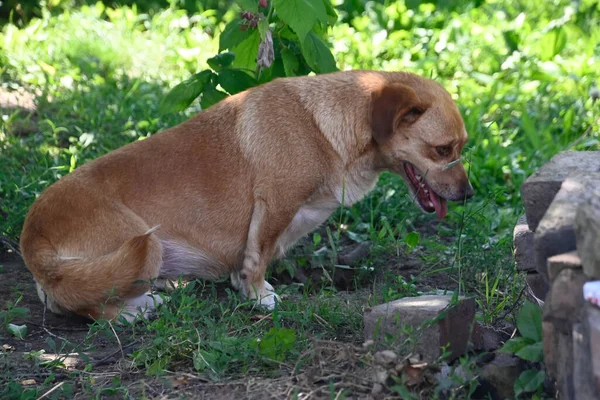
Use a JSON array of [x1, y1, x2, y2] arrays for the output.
[[404, 365, 425, 387]]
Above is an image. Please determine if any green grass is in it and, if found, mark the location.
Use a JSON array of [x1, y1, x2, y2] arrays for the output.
[[0, 0, 599, 398]]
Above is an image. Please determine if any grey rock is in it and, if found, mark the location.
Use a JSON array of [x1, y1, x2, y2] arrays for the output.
[[471, 323, 504, 352], [338, 241, 371, 266], [543, 320, 559, 379], [534, 171, 600, 280], [547, 268, 588, 333], [547, 251, 582, 281], [576, 192, 600, 279], [513, 215, 536, 271], [373, 350, 398, 366], [521, 151, 600, 231], [572, 322, 596, 400], [586, 303, 600, 393], [479, 353, 521, 400], [525, 272, 549, 304], [557, 331, 575, 400], [363, 295, 475, 363]]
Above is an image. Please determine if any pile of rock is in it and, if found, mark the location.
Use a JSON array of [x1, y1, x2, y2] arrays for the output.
[[516, 151, 600, 399]]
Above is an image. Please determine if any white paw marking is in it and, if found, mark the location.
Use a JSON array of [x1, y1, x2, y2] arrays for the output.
[[254, 281, 280, 311], [119, 292, 165, 322]]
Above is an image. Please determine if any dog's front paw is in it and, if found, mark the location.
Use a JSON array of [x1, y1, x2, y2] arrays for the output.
[[255, 281, 280, 310], [245, 281, 280, 310], [119, 292, 166, 323]]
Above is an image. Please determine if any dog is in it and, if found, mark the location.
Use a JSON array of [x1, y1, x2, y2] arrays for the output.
[[20, 70, 473, 321]]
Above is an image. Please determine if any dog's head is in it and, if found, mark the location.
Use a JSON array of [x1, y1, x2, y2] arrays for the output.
[[370, 80, 473, 219]]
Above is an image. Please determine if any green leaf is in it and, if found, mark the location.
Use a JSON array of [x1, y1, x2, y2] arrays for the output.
[[281, 48, 299, 76], [236, 0, 258, 11], [503, 30, 520, 52], [200, 82, 228, 110], [516, 300, 542, 342], [160, 70, 214, 114], [313, 232, 322, 246], [323, 0, 338, 26], [256, 327, 296, 361], [540, 28, 567, 60], [405, 232, 420, 250], [8, 323, 27, 339], [231, 29, 261, 71], [217, 69, 258, 95], [207, 52, 235, 71], [274, 0, 327, 42], [515, 342, 543, 362], [258, 19, 269, 40], [514, 369, 545, 396], [498, 336, 532, 354], [300, 31, 337, 74], [219, 20, 252, 52]]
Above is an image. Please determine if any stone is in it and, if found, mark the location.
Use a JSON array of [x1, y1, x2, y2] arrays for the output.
[[471, 323, 504, 352], [513, 215, 536, 271], [338, 241, 371, 266], [547, 268, 588, 333], [373, 350, 398, 366], [547, 251, 582, 281], [534, 172, 600, 280], [556, 331, 575, 400], [576, 193, 600, 279], [572, 322, 596, 400], [525, 272, 549, 304], [543, 320, 559, 379], [521, 151, 600, 231], [363, 295, 475, 363], [479, 353, 521, 400], [586, 303, 600, 392], [371, 383, 383, 395]]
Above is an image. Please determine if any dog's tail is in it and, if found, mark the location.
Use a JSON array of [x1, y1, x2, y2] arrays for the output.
[[21, 226, 162, 313]]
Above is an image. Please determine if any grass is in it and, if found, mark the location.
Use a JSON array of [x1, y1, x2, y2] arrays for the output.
[[0, 0, 599, 398]]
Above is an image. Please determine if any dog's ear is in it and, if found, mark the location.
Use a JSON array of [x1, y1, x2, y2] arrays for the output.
[[370, 83, 429, 144]]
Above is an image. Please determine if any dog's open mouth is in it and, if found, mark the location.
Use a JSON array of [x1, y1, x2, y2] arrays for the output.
[[404, 163, 448, 219]]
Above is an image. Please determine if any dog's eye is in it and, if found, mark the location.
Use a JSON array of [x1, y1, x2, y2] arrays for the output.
[[436, 146, 451, 157]]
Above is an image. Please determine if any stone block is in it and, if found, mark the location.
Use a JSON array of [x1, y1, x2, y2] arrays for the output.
[[521, 151, 600, 231], [586, 303, 600, 393], [363, 295, 475, 363], [547, 268, 588, 334], [572, 322, 596, 400], [513, 215, 536, 271], [576, 193, 600, 279], [525, 272, 549, 304], [543, 320, 558, 380], [479, 354, 521, 400], [557, 331, 575, 400], [547, 251, 582, 282], [534, 172, 600, 280]]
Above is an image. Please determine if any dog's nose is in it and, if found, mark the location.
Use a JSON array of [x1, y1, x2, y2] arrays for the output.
[[463, 183, 474, 200]]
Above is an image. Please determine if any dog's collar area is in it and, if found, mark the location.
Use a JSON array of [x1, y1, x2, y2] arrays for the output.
[[442, 157, 462, 171]]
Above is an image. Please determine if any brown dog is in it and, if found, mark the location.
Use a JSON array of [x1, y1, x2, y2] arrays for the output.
[[20, 70, 473, 321]]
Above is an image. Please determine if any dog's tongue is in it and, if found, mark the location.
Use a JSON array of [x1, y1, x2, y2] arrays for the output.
[[430, 190, 448, 220]]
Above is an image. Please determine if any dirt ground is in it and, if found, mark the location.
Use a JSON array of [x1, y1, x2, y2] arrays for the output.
[[0, 245, 387, 399], [1, 232, 469, 399]]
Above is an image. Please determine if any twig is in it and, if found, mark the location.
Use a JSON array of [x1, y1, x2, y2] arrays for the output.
[[26, 321, 89, 332], [0, 235, 21, 256], [37, 381, 64, 400], [91, 340, 139, 367], [107, 320, 124, 360]]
